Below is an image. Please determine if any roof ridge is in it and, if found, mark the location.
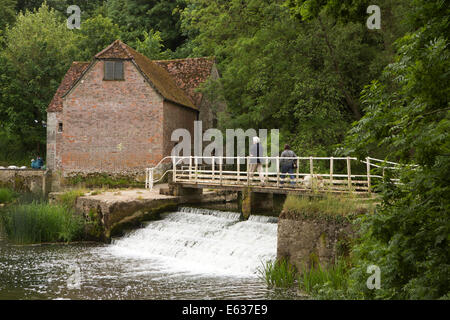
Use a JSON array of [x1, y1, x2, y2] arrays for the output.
[[153, 57, 215, 62], [95, 39, 133, 59]]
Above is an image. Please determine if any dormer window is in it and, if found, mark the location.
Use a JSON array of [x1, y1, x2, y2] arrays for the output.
[[104, 61, 124, 80]]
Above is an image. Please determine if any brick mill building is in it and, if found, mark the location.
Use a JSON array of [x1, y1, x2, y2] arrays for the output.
[[47, 40, 221, 175]]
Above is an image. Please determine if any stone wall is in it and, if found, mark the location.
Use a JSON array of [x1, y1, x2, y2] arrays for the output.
[[0, 169, 51, 194], [277, 212, 354, 270]]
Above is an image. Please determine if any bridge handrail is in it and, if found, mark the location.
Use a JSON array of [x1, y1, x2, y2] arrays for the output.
[[145, 155, 408, 191]]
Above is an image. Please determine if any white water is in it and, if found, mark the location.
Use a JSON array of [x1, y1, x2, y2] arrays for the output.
[[107, 207, 278, 277]]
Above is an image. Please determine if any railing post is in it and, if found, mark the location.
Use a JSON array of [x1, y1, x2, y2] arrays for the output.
[[247, 156, 250, 186], [150, 169, 153, 190], [212, 156, 215, 181], [330, 157, 334, 189], [296, 158, 300, 185], [276, 156, 280, 187], [220, 157, 223, 185], [266, 157, 269, 185], [172, 157, 177, 183], [237, 156, 240, 183], [195, 156, 198, 183], [189, 156, 192, 181], [310, 156, 314, 190], [347, 157, 352, 191], [145, 168, 148, 189], [366, 157, 371, 194]]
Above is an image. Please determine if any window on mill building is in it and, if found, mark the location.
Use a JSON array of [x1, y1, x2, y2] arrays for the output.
[[104, 61, 124, 81]]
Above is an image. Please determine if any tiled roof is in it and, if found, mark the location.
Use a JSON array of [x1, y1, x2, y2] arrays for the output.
[[48, 40, 212, 112], [47, 62, 90, 112], [154, 58, 215, 106]]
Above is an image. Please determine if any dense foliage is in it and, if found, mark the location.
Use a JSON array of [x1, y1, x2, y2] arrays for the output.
[[340, 0, 450, 300], [0, 0, 447, 299]]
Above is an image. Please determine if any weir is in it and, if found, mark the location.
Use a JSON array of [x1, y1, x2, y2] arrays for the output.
[[107, 207, 278, 276]]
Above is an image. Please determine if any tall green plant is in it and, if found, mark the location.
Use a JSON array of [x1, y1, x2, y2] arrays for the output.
[[0, 201, 84, 244]]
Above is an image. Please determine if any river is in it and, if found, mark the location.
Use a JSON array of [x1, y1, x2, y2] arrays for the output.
[[0, 206, 300, 300]]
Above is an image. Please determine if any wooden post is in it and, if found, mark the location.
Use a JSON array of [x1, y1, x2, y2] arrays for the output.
[[212, 156, 215, 181], [330, 157, 334, 189], [266, 157, 269, 185], [310, 156, 314, 190], [149, 169, 153, 190], [189, 156, 192, 181], [173, 157, 177, 183], [237, 156, 240, 183], [194, 156, 198, 183], [347, 157, 352, 191], [247, 156, 251, 185], [296, 158, 300, 185], [219, 157, 223, 185], [145, 168, 148, 189], [276, 156, 280, 187], [366, 157, 371, 194]]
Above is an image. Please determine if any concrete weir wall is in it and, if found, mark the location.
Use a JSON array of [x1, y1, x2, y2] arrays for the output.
[[277, 212, 354, 270], [0, 169, 51, 194]]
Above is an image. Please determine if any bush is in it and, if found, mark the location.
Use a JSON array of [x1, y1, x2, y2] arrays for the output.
[[0, 188, 17, 204], [0, 201, 85, 244]]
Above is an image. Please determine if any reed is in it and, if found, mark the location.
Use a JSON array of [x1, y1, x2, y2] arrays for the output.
[[0, 201, 84, 244], [258, 258, 297, 288], [299, 259, 349, 295]]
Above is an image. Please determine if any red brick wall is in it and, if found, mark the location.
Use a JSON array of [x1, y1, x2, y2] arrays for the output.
[[163, 101, 198, 158], [60, 60, 165, 174]]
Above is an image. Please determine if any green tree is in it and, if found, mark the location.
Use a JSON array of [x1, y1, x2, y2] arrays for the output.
[[135, 29, 173, 60], [0, 3, 76, 156], [106, 0, 187, 51], [180, 0, 401, 155], [342, 0, 449, 299], [0, 0, 17, 31], [73, 14, 120, 61]]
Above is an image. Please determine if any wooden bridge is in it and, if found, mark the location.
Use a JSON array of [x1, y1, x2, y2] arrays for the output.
[[145, 156, 401, 196]]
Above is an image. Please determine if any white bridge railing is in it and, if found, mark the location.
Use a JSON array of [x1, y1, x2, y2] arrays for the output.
[[145, 156, 406, 193]]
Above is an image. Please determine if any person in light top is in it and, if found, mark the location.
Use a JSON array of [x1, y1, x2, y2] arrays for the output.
[[249, 136, 265, 184]]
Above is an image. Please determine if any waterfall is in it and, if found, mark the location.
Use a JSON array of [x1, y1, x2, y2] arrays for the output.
[[107, 207, 278, 277]]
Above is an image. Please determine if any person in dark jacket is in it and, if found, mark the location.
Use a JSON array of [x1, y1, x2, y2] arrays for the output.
[[249, 136, 265, 183], [280, 144, 297, 185], [31, 156, 44, 169]]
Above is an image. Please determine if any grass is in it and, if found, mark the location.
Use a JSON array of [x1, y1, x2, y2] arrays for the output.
[[57, 189, 87, 208], [67, 173, 144, 189], [0, 188, 17, 204], [0, 201, 85, 244], [282, 194, 375, 219], [258, 257, 351, 298], [299, 259, 349, 295], [257, 258, 297, 288]]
